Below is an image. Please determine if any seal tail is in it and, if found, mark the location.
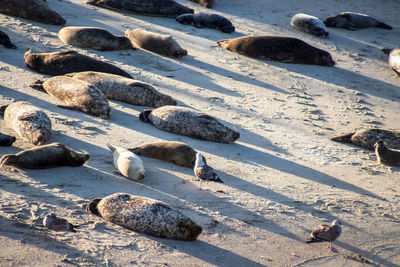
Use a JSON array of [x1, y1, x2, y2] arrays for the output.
[[382, 47, 393, 56], [86, 198, 102, 216], [330, 132, 354, 144], [217, 39, 230, 49], [106, 143, 116, 152], [376, 22, 392, 29], [0, 104, 9, 117], [139, 109, 153, 122], [30, 80, 46, 92], [23, 48, 32, 60]]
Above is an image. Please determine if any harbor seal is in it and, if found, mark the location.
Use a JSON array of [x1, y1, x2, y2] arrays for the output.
[[24, 50, 133, 78], [66, 71, 177, 107], [331, 129, 400, 151], [291, 13, 329, 37], [194, 153, 223, 183], [86, 192, 202, 240], [86, 0, 193, 17], [129, 141, 200, 168], [1, 101, 51, 146], [43, 213, 77, 233], [125, 29, 187, 58], [0, 132, 16, 146], [176, 13, 235, 33], [139, 105, 240, 144], [188, 0, 214, 8], [306, 220, 342, 251], [0, 30, 17, 49], [58, 27, 134, 51], [0, 142, 89, 169], [324, 12, 392, 30], [217, 36, 335, 66], [30, 76, 111, 119], [107, 143, 145, 182], [382, 48, 400, 76], [374, 140, 400, 167], [0, 0, 66, 26]]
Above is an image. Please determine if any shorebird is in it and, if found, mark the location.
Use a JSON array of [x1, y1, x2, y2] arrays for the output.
[[194, 153, 223, 185], [306, 220, 342, 251], [43, 213, 77, 238]]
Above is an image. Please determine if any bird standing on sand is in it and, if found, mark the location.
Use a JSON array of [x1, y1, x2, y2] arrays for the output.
[[306, 220, 342, 251], [194, 152, 223, 183], [43, 213, 77, 237]]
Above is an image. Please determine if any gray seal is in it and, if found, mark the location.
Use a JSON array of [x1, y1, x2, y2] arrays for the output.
[[0, 30, 17, 49], [324, 12, 392, 30], [139, 105, 240, 144], [0, 132, 16, 146], [86, 192, 202, 241], [291, 13, 329, 37], [374, 140, 400, 167], [176, 13, 235, 33]]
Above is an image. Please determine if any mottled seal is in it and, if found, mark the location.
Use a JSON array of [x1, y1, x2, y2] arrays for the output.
[[374, 140, 400, 167], [43, 214, 77, 233], [24, 50, 133, 78], [0, 132, 16, 146], [107, 143, 145, 182], [31, 77, 110, 119], [382, 48, 400, 76], [291, 13, 329, 37], [0, 142, 89, 169], [125, 29, 187, 58], [129, 141, 200, 168], [306, 220, 342, 251], [86, 192, 202, 240], [194, 153, 222, 183], [2, 101, 51, 146], [58, 27, 134, 51], [139, 105, 240, 144], [0, 30, 17, 49], [0, 0, 66, 26], [188, 0, 214, 8], [217, 36, 335, 66], [66, 71, 176, 107], [324, 12, 392, 30], [86, 0, 193, 17], [331, 129, 400, 151], [176, 13, 235, 33]]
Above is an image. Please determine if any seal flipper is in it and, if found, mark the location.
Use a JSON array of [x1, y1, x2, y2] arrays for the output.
[[376, 22, 392, 30], [139, 109, 153, 122], [0, 154, 19, 167], [86, 198, 102, 216], [106, 143, 116, 152], [30, 80, 46, 92], [330, 132, 355, 143]]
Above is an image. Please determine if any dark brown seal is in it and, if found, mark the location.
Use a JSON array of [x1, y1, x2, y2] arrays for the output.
[[0, 30, 17, 49], [139, 105, 240, 144], [0, 142, 89, 169], [86, 192, 202, 241], [58, 27, 134, 51], [188, 0, 214, 8], [24, 50, 133, 78], [374, 140, 400, 167], [217, 36, 335, 66], [176, 13, 235, 33], [125, 29, 187, 58], [0, 0, 66, 26], [86, 0, 193, 17], [324, 12, 392, 30], [0, 132, 16, 146]]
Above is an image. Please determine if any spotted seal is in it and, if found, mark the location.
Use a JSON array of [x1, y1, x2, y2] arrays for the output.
[[86, 192, 202, 240], [125, 29, 187, 58], [0, 30, 17, 49], [374, 140, 400, 167], [66, 71, 176, 107], [0, 132, 16, 146], [291, 13, 329, 37], [0, 142, 89, 169], [176, 13, 235, 33], [188, 0, 214, 8], [139, 105, 240, 144], [58, 27, 134, 51], [324, 12, 392, 30], [24, 50, 133, 78], [382, 48, 400, 76], [217, 36, 335, 66]]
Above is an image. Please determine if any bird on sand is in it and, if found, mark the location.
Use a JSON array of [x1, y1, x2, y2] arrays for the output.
[[194, 153, 223, 183], [43, 213, 77, 237], [306, 220, 342, 251]]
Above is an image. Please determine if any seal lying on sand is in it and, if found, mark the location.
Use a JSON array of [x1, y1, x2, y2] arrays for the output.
[[129, 141, 200, 168], [31, 76, 111, 119], [125, 29, 187, 58], [139, 105, 240, 144], [1, 101, 51, 146], [382, 48, 400, 76], [0, 30, 17, 49], [86, 192, 202, 240], [217, 36, 335, 66], [66, 71, 176, 107], [324, 12, 392, 30], [291, 13, 329, 37], [58, 27, 134, 51], [0, 132, 16, 146], [374, 140, 400, 167], [86, 0, 193, 17], [0, 142, 89, 169], [176, 13, 235, 33], [24, 50, 132, 78], [188, 0, 214, 8], [0, 0, 66, 26], [331, 129, 400, 151]]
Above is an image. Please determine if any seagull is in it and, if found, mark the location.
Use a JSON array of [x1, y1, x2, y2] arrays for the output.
[[306, 220, 342, 251], [43, 213, 77, 237], [194, 153, 223, 183]]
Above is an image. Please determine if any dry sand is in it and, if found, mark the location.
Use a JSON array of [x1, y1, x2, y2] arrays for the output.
[[1, 0, 400, 266]]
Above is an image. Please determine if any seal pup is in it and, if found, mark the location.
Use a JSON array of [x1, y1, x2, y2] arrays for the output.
[[0, 0, 66, 26], [30, 76, 111, 119], [291, 14, 329, 37], [129, 141, 200, 168], [0, 30, 17, 49], [306, 220, 342, 251], [24, 50, 133, 78], [58, 27, 134, 51], [217, 36, 335, 66], [0, 132, 16, 146], [86, 192, 202, 240], [1, 101, 51, 146], [107, 143, 145, 182], [43, 213, 77, 234], [382, 48, 400, 76], [374, 140, 400, 167], [0, 142, 89, 169], [194, 153, 222, 183], [66, 71, 177, 107], [176, 13, 235, 33], [188, 0, 214, 8], [324, 12, 392, 30], [139, 106, 240, 144], [331, 129, 400, 151], [86, 0, 193, 17], [125, 29, 187, 58]]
